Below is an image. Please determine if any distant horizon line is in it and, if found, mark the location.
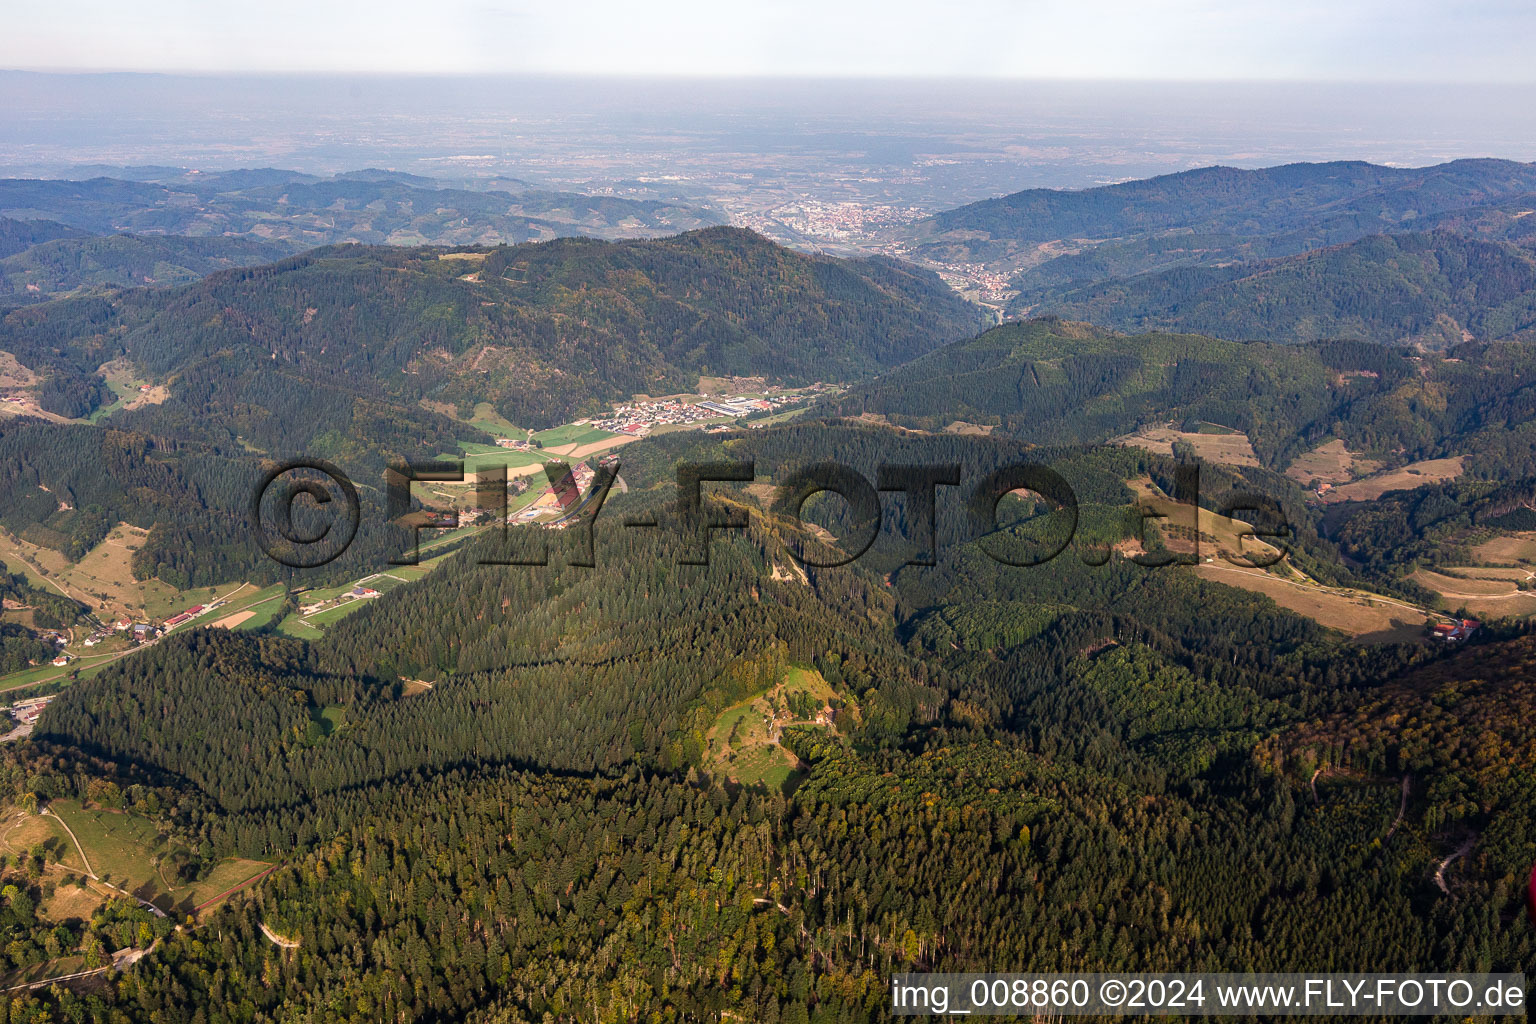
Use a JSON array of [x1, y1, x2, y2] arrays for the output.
[[7, 156, 1533, 181], [4, 68, 1536, 87]]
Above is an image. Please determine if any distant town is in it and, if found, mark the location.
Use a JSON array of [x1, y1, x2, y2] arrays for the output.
[[736, 201, 923, 243]]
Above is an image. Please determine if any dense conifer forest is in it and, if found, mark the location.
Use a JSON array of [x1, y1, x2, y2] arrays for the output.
[[0, 190, 1533, 1022], [0, 420, 1524, 1022], [823, 319, 1536, 479]]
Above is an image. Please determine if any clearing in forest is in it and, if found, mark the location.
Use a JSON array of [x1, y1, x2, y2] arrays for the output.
[[1322, 457, 1465, 502], [703, 667, 840, 789], [1285, 439, 1382, 486], [1114, 425, 1260, 467]]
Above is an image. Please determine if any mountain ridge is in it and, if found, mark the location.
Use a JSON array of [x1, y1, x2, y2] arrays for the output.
[[0, 227, 985, 454], [1012, 229, 1536, 346], [898, 158, 1536, 279]]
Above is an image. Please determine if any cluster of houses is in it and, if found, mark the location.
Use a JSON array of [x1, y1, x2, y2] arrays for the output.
[[32, 594, 239, 672], [114, 619, 161, 642], [591, 399, 723, 435], [764, 700, 837, 743], [496, 388, 827, 448], [591, 392, 815, 436], [35, 631, 71, 666]]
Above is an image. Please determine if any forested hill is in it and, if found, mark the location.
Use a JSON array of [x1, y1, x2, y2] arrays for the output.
[[0, 418, 417, 589], [0, 232, 296, 302], [0, 227, 983, 451], [20, 422, 1533, 1022], [0, 216, 87, 259], [0, 170, 722, 247], [823, 318, 1536, 478], [1014, 231, 1536, 346], [898, 158, 1536, 272]]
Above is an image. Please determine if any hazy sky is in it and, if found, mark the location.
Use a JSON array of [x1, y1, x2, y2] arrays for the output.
[[5, 0, 1535, 80]]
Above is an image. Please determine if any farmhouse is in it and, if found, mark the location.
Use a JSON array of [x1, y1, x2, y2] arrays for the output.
[[1428, 619, 1480, 643]]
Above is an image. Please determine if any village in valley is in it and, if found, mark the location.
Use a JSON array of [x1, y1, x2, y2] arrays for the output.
[[0, 372, 1515, 717], [0, 380, 839, 700], [587, 389, 816, 435]]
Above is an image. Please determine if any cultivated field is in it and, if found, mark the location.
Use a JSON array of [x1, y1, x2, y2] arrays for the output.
[[1194, 562, 1433, 640], [1114, 425, 1260, 467], [531, 423, 618, 450], [455, 441, 551, 470], [1411, 569, 1523, 597], [1436, 566, 1533, 581], [1472, 532, 1536, 565], [230, 593, 287, 631], [1285, 438, 1381, 486], [276, 617, 324, 639], [1409, 567, 1536, 617], [450, 443, 581, 489], [152, 580, 268, 625], [280, 554, 454, 637], [449, 435, 635, 487], [0, 354, 70, 423], [1126, 476, 1435, 639], [89, 359, 167, 423], [1322, 457, 1465, 502], [0, 522, 222, 623], [562, 434, 640, 460], [465, 402, 525, 438], [1125, 476, 1281, 563], [943, 420, 996, 436]]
